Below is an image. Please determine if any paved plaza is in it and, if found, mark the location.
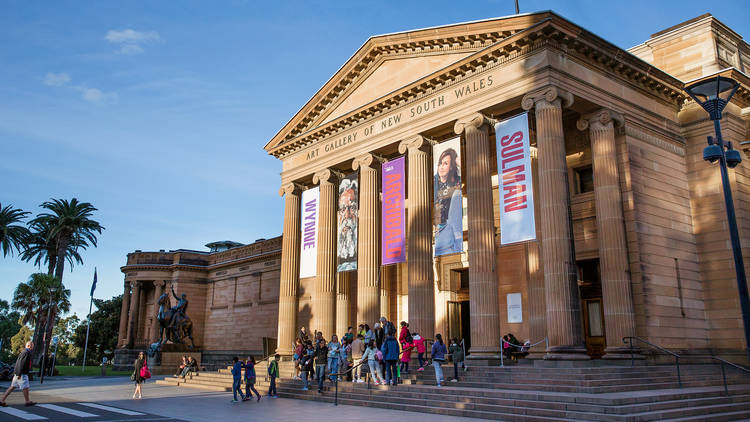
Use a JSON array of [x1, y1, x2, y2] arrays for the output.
[[0, 376, 492, 421]]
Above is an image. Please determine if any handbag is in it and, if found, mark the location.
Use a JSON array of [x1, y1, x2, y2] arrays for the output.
[[140, 363, 152, 379], [130, 372, 135, 381]]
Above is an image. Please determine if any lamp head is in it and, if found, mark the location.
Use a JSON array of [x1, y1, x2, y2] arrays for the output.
[[685, 75, 740, 120], [703, 137, 722, 163], [725, 148, 742, 168]]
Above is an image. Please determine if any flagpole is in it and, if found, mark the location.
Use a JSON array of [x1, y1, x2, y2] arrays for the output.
[[82, 267, 96, 373]]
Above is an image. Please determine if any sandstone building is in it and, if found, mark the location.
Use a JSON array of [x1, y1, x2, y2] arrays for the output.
[[116, 11, 750, 366]]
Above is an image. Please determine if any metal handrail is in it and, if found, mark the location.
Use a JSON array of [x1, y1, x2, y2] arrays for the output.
[[500, 337, 548, 367]]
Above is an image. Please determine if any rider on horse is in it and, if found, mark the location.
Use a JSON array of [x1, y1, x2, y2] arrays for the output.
[[170, 286, 188, 329]]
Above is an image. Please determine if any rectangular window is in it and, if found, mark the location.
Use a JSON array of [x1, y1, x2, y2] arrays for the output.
[[574, 166, 594, 194]]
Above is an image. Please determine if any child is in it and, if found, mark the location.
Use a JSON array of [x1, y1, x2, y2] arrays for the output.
[[412, 332, 426, 371], [449, 337, 466, 382], [230, 357, 245, 403], [293, 338, 304, 378], [400, 335, 414, 375], [243, 356, 261, 401], [362, 340, 384, 384], [301, 342, 314, 391], [267, 354, 280, 398]]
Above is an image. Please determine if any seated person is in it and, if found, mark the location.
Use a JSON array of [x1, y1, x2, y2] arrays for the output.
[[179, 356, 198, 378], [174, 355, 187, 377]]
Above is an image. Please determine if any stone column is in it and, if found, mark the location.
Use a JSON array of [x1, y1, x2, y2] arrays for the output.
[[398, 136, 435, 340], [353, 153, 382, 327], [522, 86, 588, 359], [454, 114, 500, 357], [526, 147, 547, 359], [150, 281, 165, 343], [313, 169, 339, 338], [126, 281, 141, 348], [336, 272, 351, 337], [277, 182, 303, 355], [117, 282, 131, 348], [577, 109, 636, 358]]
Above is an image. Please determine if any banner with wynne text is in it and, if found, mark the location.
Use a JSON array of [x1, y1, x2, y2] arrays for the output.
[[433, 137, 464, 256], [494, 113, 536, 245], [337, 172, 359, 272], [299, 186, 319, 278], [381, 156, 406, 265]]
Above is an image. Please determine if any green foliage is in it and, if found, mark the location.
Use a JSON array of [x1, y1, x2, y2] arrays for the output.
[[0, 299, 21, 362], [52, 314, 81, 365], [0, 203, 31, 258], [73, 295, 122, 366], [22, 219, 86, 276], [11, 325, 32, 355], [54, 365, 130, 377]]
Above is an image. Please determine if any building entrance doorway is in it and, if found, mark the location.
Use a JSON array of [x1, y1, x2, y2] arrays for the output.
[[577, 259, 605, 358], [447, 300, 471, 354]]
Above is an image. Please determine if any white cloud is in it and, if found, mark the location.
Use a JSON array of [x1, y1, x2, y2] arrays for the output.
[[105, 29, 160, 54], [79, 87, 118, 104], [43, 72, 71, 86]]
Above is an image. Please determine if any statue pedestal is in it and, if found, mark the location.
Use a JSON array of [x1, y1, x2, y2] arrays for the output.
[[149, 343, 202, 375]]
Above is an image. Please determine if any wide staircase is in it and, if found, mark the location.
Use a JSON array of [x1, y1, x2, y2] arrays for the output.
[[157, 358, 750, 421]]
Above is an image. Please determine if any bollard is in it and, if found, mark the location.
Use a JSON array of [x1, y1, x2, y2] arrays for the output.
[[101, 363, 106, 376]]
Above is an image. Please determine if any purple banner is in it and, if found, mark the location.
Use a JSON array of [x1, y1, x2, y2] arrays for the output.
[[381, 156, 406, 265]]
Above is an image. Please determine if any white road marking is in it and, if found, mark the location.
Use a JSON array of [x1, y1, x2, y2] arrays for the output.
[[77, 402, 145, 416], [0, 407, 48, 420], [37, 403, 98, 417]]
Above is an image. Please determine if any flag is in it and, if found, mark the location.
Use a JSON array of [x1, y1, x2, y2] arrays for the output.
[[90, 268, 97, 297]]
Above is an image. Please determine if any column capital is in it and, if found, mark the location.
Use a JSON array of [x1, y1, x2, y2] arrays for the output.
[[521, 86, 574, 111], [153, 280, 166, 288], [278, 182, 305, 197], [398, 135, 435, 154], [312, 168, 343, 185], [454, 113, 492, 135], [576, 109, 624, 131], [352, 153, 384, 171]]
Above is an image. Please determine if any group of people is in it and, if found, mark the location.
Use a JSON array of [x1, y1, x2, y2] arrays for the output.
[[174, 355, 198, 379], [230, 355, 266, 403], [293, 316, 467, 392]]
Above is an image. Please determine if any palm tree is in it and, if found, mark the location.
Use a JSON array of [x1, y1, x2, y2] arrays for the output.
[[31, 198, 104, 281], [0, 203, 31, 258], [12, 273, 70, 362], [21, 219, 86, 276]]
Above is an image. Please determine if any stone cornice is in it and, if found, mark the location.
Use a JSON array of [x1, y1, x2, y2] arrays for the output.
[[266, 14, 687, 160], [121, 248, 282, 274]]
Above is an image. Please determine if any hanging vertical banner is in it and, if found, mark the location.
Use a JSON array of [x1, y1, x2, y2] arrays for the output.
[[337, 172, 359, 272], [299, 186, 320, 278], [494, 113, 536, 245], [433, 137, 464, 256], [381, 156, 406, 265]]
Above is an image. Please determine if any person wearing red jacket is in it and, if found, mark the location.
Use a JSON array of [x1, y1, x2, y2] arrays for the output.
[[412, 332, 426, 371]]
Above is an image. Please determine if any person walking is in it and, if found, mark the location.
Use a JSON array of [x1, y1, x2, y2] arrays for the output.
[[132, 351, 147, 399], [412, 332, 426, 371], [351, 334, 365, 382], [362, 340, 384, 384], [230, 356, 245, 403], [0, 341, 35, 407], [449, 337, 466, 382], [267, 354, 280, 398], [315, 339, 328, 393], [381, 332, 399, 386], [243, 356, 261, 401], [431, 334, 447, 387]]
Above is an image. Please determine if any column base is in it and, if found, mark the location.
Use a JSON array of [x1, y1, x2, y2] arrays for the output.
[[544, 345, 590, 361]]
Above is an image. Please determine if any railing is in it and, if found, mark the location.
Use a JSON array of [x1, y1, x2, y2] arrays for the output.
[[329, 344, 412, 406], [500, 337, 548, 367], [623, 336, 750, 394]]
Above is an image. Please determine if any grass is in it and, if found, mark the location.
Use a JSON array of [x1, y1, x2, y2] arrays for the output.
[[53, 365, 132, 377]]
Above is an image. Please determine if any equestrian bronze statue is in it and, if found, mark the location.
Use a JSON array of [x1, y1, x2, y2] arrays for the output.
[[156, 285, 195, 348]]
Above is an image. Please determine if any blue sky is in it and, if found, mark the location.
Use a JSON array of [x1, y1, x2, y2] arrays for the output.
[[1, 0, 747, 319]]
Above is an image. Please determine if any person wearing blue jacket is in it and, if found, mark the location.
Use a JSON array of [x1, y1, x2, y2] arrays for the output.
[[431, 334, 448, 387], [230, 357, 245, 403], [380, 333, 400, 386], [244, 356, 261, 401]]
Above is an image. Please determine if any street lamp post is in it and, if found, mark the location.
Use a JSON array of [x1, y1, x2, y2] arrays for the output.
[[685, 74, 750, 363]]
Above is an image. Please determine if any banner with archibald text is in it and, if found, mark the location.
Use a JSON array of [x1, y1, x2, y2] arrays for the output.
[[337, 172, 359, 272], [299, 186, 319, 278], [433, 137, 464, 256], [381, 156, 406, 265], [494, 113, 536, 245]]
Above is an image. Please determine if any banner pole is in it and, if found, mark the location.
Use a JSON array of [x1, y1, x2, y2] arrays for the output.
[[82, 295, 93, 372]]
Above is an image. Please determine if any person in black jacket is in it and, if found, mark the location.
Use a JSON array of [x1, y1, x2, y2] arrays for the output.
[[0, 341, 35, 407]]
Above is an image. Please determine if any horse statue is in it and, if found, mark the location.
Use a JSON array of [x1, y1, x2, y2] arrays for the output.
[[156, 290, 195, 349]]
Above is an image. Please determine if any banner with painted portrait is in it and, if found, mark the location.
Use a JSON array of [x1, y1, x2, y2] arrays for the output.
[[381, 156, 406, 265], [336, 172, 359, 272], [299, 186, 319, 278], [433, 137, 464, 256]]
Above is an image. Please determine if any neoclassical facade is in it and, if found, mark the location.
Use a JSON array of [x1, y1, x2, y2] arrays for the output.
[[265, 12, 750, 362]]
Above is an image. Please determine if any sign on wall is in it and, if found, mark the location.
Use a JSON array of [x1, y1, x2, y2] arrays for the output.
[[299, 186, 319, 278], [382, 156, 406, 265], [494, 113, 536, 245], [433, 137, 464, 256], [507, 292, 522, 323], [337, 172, 359, 272]]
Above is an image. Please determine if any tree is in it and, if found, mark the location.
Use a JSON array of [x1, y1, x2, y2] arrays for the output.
[[30, 198, 103, 361], [0, 203, 30, 258], [21, 219, 86, 276], [10, 325, 31, 355], [0, 300, 21, 362], [52, 314, 80, 365], [73, 295, 122, 366]]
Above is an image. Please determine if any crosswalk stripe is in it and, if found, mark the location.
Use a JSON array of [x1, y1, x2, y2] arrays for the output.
[[0, 407, 48, 420], [76, 402, 145, 416], [37, 404, 98, 417]]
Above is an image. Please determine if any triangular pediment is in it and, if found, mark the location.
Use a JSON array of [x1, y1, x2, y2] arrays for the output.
[[265, 13, 554, 154]]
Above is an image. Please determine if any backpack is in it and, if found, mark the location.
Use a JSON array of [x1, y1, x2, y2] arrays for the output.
[[375, 350, 383, 361], [268, 361, 277, 377], [140, 362, 151, 379]]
